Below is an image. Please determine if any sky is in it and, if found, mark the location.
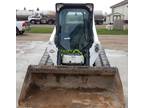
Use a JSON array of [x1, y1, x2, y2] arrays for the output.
[[16, 0, 123, 14]]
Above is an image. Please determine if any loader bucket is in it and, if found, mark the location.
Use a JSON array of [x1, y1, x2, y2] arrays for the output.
[[18, 65, 125, 108]]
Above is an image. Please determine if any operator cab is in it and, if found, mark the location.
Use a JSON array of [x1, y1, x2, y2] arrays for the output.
[[55, 3, 94, 65]]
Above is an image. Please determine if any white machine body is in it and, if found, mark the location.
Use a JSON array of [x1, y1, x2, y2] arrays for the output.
[[47, 3, 101, 66]]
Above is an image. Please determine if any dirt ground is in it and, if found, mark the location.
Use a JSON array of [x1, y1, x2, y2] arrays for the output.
[[16, 33, 128, 107], [17, 33, 128, 51]]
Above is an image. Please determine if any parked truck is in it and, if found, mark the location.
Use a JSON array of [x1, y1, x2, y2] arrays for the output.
[[16, 20, 30, 35], [94, 11, 105, 25], [28, 14, 55, 24]]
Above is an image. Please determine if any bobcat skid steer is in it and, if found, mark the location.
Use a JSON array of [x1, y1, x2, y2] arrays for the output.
[[18, 3, 125, 108]]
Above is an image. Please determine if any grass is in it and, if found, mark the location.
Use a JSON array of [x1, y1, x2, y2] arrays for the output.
[[97, 29, 128, 35], [27, 26, 128, 35], [27, 27, 53, 33]]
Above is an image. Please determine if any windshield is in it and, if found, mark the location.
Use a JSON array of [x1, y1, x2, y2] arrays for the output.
[[59, 9, 92, 50]]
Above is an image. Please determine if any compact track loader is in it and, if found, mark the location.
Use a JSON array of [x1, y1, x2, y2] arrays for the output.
[[18, 3, 125, 108]]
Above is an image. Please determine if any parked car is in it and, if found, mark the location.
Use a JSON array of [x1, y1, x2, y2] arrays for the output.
[[16, 21, 30, 35]]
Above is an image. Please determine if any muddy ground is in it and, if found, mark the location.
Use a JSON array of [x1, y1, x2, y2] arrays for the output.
[[16, 33, 128, 107], [17, 33, 128, 51]]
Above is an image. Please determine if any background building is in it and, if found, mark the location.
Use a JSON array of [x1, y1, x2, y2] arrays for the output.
[[106, 0, 128, 24]]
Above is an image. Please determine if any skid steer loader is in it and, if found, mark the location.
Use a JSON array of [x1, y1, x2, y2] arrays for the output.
[[18, 3, 125, 108]]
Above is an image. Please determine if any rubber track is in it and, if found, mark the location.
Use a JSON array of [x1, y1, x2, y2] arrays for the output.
[[95, 49, 110, 67], [39, 48, 53, 65]]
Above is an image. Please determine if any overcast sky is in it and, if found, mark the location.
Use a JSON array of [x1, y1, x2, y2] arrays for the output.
[[16, 0, 123, 14]]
